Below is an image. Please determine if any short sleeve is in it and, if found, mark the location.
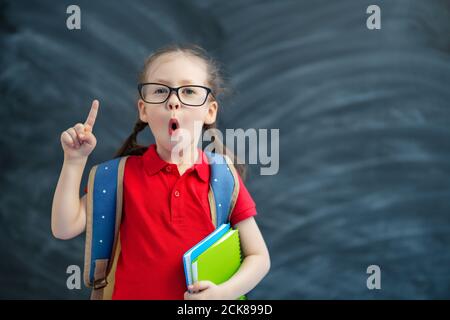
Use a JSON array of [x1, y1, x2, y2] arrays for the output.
[[229, 173, 257, 227]]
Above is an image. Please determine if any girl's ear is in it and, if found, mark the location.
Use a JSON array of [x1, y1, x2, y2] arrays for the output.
[[137, 99, 148, 123], [204, 100, 218, 125]]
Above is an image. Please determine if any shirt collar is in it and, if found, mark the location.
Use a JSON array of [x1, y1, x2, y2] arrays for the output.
[[194, 150, 210, 182], [142, 144, 209, 182], [142, 144, 167, 176]]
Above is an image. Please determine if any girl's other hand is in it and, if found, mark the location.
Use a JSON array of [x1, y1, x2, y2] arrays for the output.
[[61, 100, 99, 163], [184, 281, 231, 300]]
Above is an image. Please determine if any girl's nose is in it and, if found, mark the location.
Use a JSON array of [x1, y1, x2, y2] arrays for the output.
[[167, 92, 180, 110]]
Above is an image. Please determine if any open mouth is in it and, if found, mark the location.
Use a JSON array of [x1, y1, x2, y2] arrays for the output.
[[168, 118, 180, 136]]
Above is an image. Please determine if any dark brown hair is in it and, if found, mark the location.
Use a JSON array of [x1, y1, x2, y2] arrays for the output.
[[115, 44, 247, 180]]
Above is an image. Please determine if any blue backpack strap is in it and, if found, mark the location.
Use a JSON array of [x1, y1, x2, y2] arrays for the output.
[[83, 156, 128, 300], [205, 152, 240, 228]]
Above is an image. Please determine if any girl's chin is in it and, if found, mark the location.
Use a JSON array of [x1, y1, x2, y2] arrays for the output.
[[156, 131, 197, 151], [162, 137, 190, 153], [168, 131, 193, 146]]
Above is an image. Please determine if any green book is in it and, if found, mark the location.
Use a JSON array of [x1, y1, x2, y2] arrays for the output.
[[191, 229, 247, 300]]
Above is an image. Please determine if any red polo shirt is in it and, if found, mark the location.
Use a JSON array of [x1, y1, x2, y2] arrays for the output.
[[86, 144, 257, 300]]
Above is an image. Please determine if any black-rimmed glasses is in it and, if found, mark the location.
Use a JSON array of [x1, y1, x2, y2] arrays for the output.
[[138, 83, 214, 107]]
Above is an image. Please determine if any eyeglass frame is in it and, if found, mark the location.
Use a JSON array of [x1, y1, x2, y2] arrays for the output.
[[137, 82, 215, 107]]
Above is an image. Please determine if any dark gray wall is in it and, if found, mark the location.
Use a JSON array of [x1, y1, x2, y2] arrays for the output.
[[0, 0, 449, 299]]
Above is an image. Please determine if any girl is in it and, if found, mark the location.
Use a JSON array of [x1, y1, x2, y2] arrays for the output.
[[51, 44, 270, 300]]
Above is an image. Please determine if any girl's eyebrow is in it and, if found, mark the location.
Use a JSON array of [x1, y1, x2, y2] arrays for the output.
[[153, 79, 199, 86]]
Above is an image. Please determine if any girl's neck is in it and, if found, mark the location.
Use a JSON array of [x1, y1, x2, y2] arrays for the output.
[[155, 142, 199, 175]]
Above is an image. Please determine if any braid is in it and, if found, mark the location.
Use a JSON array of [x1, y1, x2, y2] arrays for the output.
[[115, 119, 148, 157], [131, 120, 147, 141]]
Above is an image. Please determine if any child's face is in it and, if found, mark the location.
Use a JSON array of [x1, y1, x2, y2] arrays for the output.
[[138, 52, 218, 159]]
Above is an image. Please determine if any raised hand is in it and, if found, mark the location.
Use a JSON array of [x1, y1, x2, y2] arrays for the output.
[[61, 100, 99, 162]]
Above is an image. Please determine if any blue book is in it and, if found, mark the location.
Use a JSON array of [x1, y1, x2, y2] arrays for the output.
[[182, 223, 231, 288]]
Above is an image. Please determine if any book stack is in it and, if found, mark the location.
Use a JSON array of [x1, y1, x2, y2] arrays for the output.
[[183, 223, 246, 300]]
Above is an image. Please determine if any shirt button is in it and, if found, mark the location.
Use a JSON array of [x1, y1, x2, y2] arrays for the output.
[[174, 190, 180, 197], [166, 166, 172, 173]]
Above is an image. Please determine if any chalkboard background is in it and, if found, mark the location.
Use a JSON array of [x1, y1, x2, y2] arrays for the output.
[[0, 0, 449, 299]]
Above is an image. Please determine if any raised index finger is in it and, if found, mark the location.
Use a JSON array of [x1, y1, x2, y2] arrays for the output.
[[84, 100, 99, 131]]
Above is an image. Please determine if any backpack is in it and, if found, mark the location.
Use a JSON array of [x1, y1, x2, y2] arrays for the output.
[[83, 152, 240, 300]]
